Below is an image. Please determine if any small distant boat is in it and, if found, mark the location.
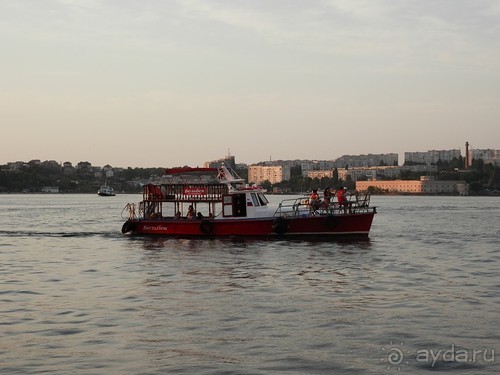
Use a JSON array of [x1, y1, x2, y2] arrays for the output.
[[98, 180, 116, 196]]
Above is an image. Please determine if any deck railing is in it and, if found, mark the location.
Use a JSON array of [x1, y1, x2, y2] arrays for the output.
[[273, 193, 375, 217]]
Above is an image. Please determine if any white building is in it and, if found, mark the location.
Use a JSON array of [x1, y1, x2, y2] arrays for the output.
[[248, 165, 290, 185]]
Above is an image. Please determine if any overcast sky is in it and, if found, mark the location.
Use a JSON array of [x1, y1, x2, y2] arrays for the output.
[[2, 0, 499, 167]]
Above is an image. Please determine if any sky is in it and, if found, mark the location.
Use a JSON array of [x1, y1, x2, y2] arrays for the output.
[[1, 0, 500, 168]]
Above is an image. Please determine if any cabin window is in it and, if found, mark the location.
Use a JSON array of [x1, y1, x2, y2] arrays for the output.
[[223, 195, 233, 216], [251, 193, 260, 206], [233, 193, 247, 217], [257, 193, 268, 206], [222, 194, 247, 217]]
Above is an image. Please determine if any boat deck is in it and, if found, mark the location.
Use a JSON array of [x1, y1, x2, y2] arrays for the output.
[[273, 194, 376, 218]]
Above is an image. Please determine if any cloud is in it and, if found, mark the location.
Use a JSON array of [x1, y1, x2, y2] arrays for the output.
[[172, 0, 500, 73]]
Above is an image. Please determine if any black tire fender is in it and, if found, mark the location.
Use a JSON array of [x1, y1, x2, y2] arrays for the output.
[[199, 219, 213, 234], [121, 220, 136, 234], [323, 215, 337, 229], [272, 217, 288, 235]]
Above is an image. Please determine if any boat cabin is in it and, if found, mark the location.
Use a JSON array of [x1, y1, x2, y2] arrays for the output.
[[222, 189, 273, 218], [139, 166, 272, 220]]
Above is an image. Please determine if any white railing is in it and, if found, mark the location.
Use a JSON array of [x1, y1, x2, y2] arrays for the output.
[[273, 193, 374, 217]]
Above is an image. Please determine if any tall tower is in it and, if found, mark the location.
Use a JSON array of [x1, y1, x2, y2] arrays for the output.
[[465, 141, 470, 169]]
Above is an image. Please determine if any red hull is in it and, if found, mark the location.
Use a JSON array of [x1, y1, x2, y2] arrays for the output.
[[122, 212, 375, 237]]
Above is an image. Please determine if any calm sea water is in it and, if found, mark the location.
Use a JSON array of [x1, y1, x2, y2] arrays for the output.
[[0, 194, 498, 374]]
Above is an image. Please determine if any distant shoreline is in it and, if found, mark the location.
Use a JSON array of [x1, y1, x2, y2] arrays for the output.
[[267, 192, 499, 197], [1, 191, 499, 197]]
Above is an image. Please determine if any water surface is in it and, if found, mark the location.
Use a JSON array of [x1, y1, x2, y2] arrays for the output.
[[0, 194, 498, 374]]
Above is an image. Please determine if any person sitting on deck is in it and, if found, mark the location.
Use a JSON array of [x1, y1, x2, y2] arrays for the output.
[[196, 212, 204, 220], [309, 189, 321, 211], [174, 211, 181, 220], [186, 205, 195, 220]]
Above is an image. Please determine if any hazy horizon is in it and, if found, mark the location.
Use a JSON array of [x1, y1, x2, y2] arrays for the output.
[[2, 1, 500, 168], [1, 146, 474, 170]]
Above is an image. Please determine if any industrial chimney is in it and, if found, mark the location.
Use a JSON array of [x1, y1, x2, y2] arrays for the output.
[[465, 141, 470, 169]]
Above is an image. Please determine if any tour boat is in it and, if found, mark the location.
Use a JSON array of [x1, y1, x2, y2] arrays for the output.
[[121, 166, 376, 237]]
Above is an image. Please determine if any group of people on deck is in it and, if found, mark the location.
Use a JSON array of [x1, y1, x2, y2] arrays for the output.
[[309, 187, 350, 211], [174, 205, 214, 220]]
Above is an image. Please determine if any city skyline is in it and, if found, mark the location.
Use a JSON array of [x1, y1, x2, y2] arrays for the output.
[[4, 143, 499, 170], [2, 1, 500, 167]]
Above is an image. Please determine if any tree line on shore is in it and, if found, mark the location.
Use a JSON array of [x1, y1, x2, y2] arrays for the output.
[[0, 158, 498, 194], [0, 164, 165, 194]]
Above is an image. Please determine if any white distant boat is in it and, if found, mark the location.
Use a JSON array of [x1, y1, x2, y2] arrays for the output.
[[98, 180, 116, 196]]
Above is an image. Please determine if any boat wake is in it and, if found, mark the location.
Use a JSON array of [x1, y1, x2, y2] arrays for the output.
[[0, 230, 122, 239]]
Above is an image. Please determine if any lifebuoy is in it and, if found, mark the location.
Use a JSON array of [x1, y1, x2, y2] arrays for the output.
[[199, 219, 213, 234], [121, 220, 136, 234], [272, 217, 288, 235], [323, 215, 337, 229]]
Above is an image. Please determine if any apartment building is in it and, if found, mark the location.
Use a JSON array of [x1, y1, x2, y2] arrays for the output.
[[307, 170, 333, 179], [405, 149, 461, 164], [470, 149, 500, 166], [335, 153, 398, 168], [248, 165, 291, 185]]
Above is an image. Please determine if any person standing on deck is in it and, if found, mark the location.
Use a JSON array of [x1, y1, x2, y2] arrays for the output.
[[323, 187, 333, 206], [336, 187, 348, 207]]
